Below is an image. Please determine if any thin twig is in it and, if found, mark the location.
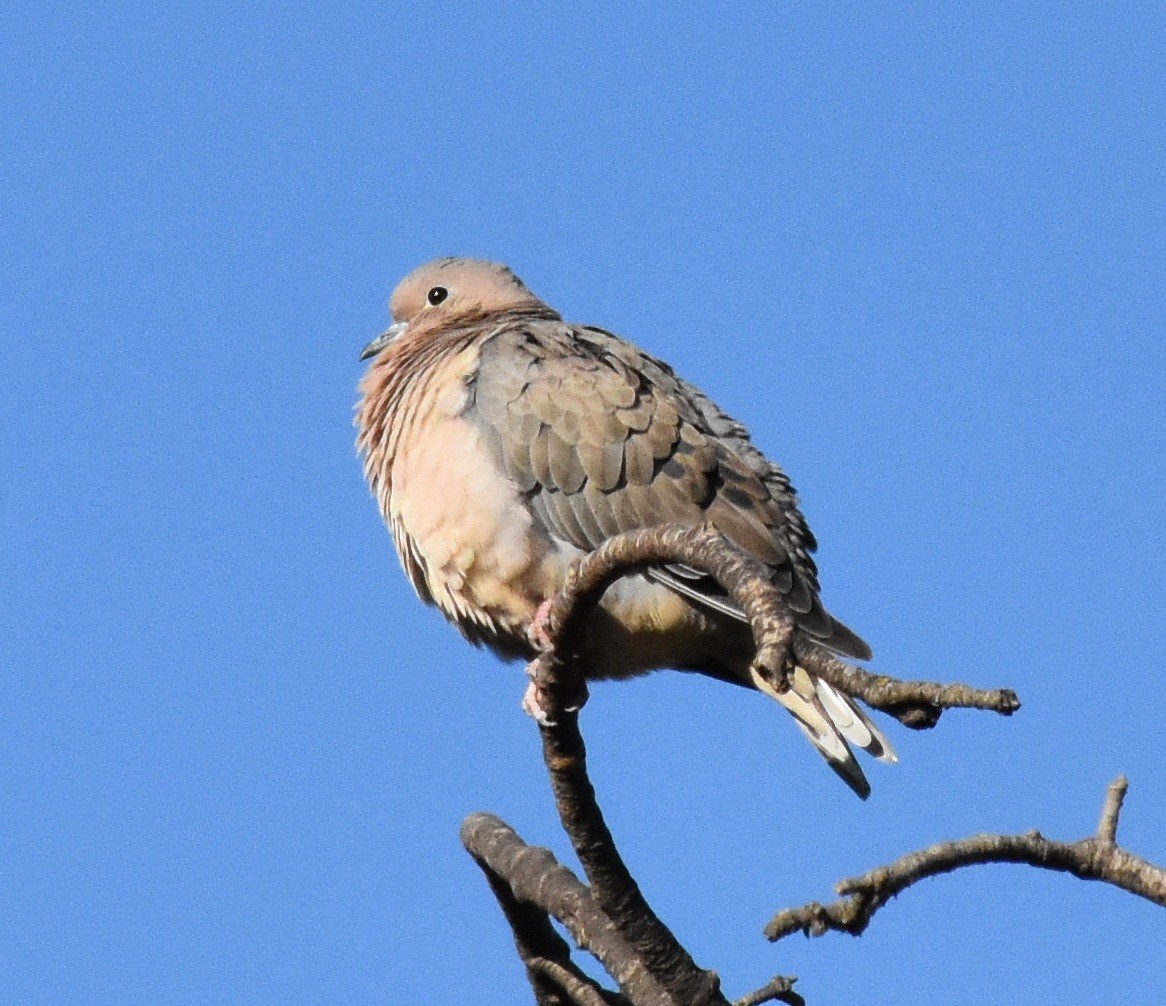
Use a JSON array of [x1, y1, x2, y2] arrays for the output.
[[536, 710, 728, 1006], [794, 642, 1019, 728], [765, 776, 1166, 941], [732, 974, 805, 1006], [1097, 775, 1128, 844]]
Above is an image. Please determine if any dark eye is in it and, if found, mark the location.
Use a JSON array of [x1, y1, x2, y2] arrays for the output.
[[427, 286, 448, 306]]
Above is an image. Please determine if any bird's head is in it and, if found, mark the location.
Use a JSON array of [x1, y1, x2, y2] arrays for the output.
[[360, 258, 555, 360]]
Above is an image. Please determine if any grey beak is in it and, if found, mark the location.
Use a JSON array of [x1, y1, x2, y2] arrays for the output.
[[360, 322, 408, 361]]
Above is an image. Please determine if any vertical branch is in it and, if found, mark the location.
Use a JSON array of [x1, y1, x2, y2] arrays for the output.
[[537, 709, 729, 1006], [1096, 776, 1128, 844], [523, 524, 1017, 1004]]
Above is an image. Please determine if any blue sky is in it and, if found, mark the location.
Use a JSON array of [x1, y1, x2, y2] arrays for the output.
[[3, 4, 1163, 1003]]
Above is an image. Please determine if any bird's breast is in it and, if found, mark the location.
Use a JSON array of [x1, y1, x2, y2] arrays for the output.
[[374, 345, 567, 652], [359, 334, 747, 678]]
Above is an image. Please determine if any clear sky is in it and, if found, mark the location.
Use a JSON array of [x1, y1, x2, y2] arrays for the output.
[[3, 5, 1163, 1004]]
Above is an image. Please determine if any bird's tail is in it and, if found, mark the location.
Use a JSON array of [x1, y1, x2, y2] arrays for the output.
[[748, 665, 897, 800]]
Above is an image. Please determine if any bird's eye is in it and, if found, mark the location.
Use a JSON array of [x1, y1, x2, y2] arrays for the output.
[[427, 286, 449, 306]]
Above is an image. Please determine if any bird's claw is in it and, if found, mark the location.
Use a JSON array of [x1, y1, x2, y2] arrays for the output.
[[751, 640, 797, 693], [522, 678, 557, 726], [522, 662, 589, 726], [528, 597, 556, 652]]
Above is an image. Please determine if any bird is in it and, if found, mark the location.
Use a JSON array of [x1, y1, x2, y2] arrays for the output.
[[356, 257, 895, 797]]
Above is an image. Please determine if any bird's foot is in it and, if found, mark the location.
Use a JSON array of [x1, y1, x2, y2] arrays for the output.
[[522, 660, 589, 726], [521, 677, 556, 726], [528, 597, 556, 652]]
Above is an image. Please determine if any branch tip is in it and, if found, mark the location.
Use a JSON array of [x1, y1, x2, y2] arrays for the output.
[[733, 973, 804, 1006], [1097, 775, 1129, 844], [766, 776, 1165, 943]]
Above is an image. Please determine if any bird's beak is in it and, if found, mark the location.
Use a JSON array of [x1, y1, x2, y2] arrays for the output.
[[360, 322, 407, 361]]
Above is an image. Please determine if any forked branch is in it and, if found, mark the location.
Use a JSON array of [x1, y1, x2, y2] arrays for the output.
[[461, 812, 646, 1005], [457, 525, 1159, 1005], [765, 776, 1166, 941]]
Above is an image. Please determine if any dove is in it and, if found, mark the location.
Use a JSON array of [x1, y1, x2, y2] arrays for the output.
[[356, 258, 895, 797]]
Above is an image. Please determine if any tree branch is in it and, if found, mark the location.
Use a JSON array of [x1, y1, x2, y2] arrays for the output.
[[529, 525, 1018, 731], [764, 776, 1166, 941], [457, 526, 1162, 1004], [461, 813, 661, 1004], [533, 705, 728, 1006], [1096, 774, 1128, 844], [731, 974, 805, 1006], [511, 524, 1021, 1003], [793, 642, 1018, 729], [471, 830, 617, 1006], [534, 525, 799, 696], [526, 958, 626, 1006]]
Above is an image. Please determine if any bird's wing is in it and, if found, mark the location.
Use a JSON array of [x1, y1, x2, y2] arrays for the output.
[[463, 320, 870, 661]]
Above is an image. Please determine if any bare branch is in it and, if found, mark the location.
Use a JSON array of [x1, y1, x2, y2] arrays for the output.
[[517, 524, 1022, 1003], [1097, 775, 1128, 844], [732, 974, 805, 1006], [765, 777, 1166, 941], [793, 643, 1019, 728], [469, 829, 618, 1006], [527, 957, 626, 1006], [534, 709, 728, 1006], [461, 813, 667, 1005], [527, 529, 818, 1006], [530, 525, 1018, 731], [531, 526, 798, 706]]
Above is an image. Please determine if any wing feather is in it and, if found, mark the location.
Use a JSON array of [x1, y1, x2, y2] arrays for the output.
[[464, 322, 872, 661]]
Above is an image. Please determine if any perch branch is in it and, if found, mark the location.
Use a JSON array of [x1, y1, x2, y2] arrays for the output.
[[516, 524, 1018, 1003], [765, 776, 1166, 941], [529, 525, 1018, 731], [533, 698, 729, 1005]]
